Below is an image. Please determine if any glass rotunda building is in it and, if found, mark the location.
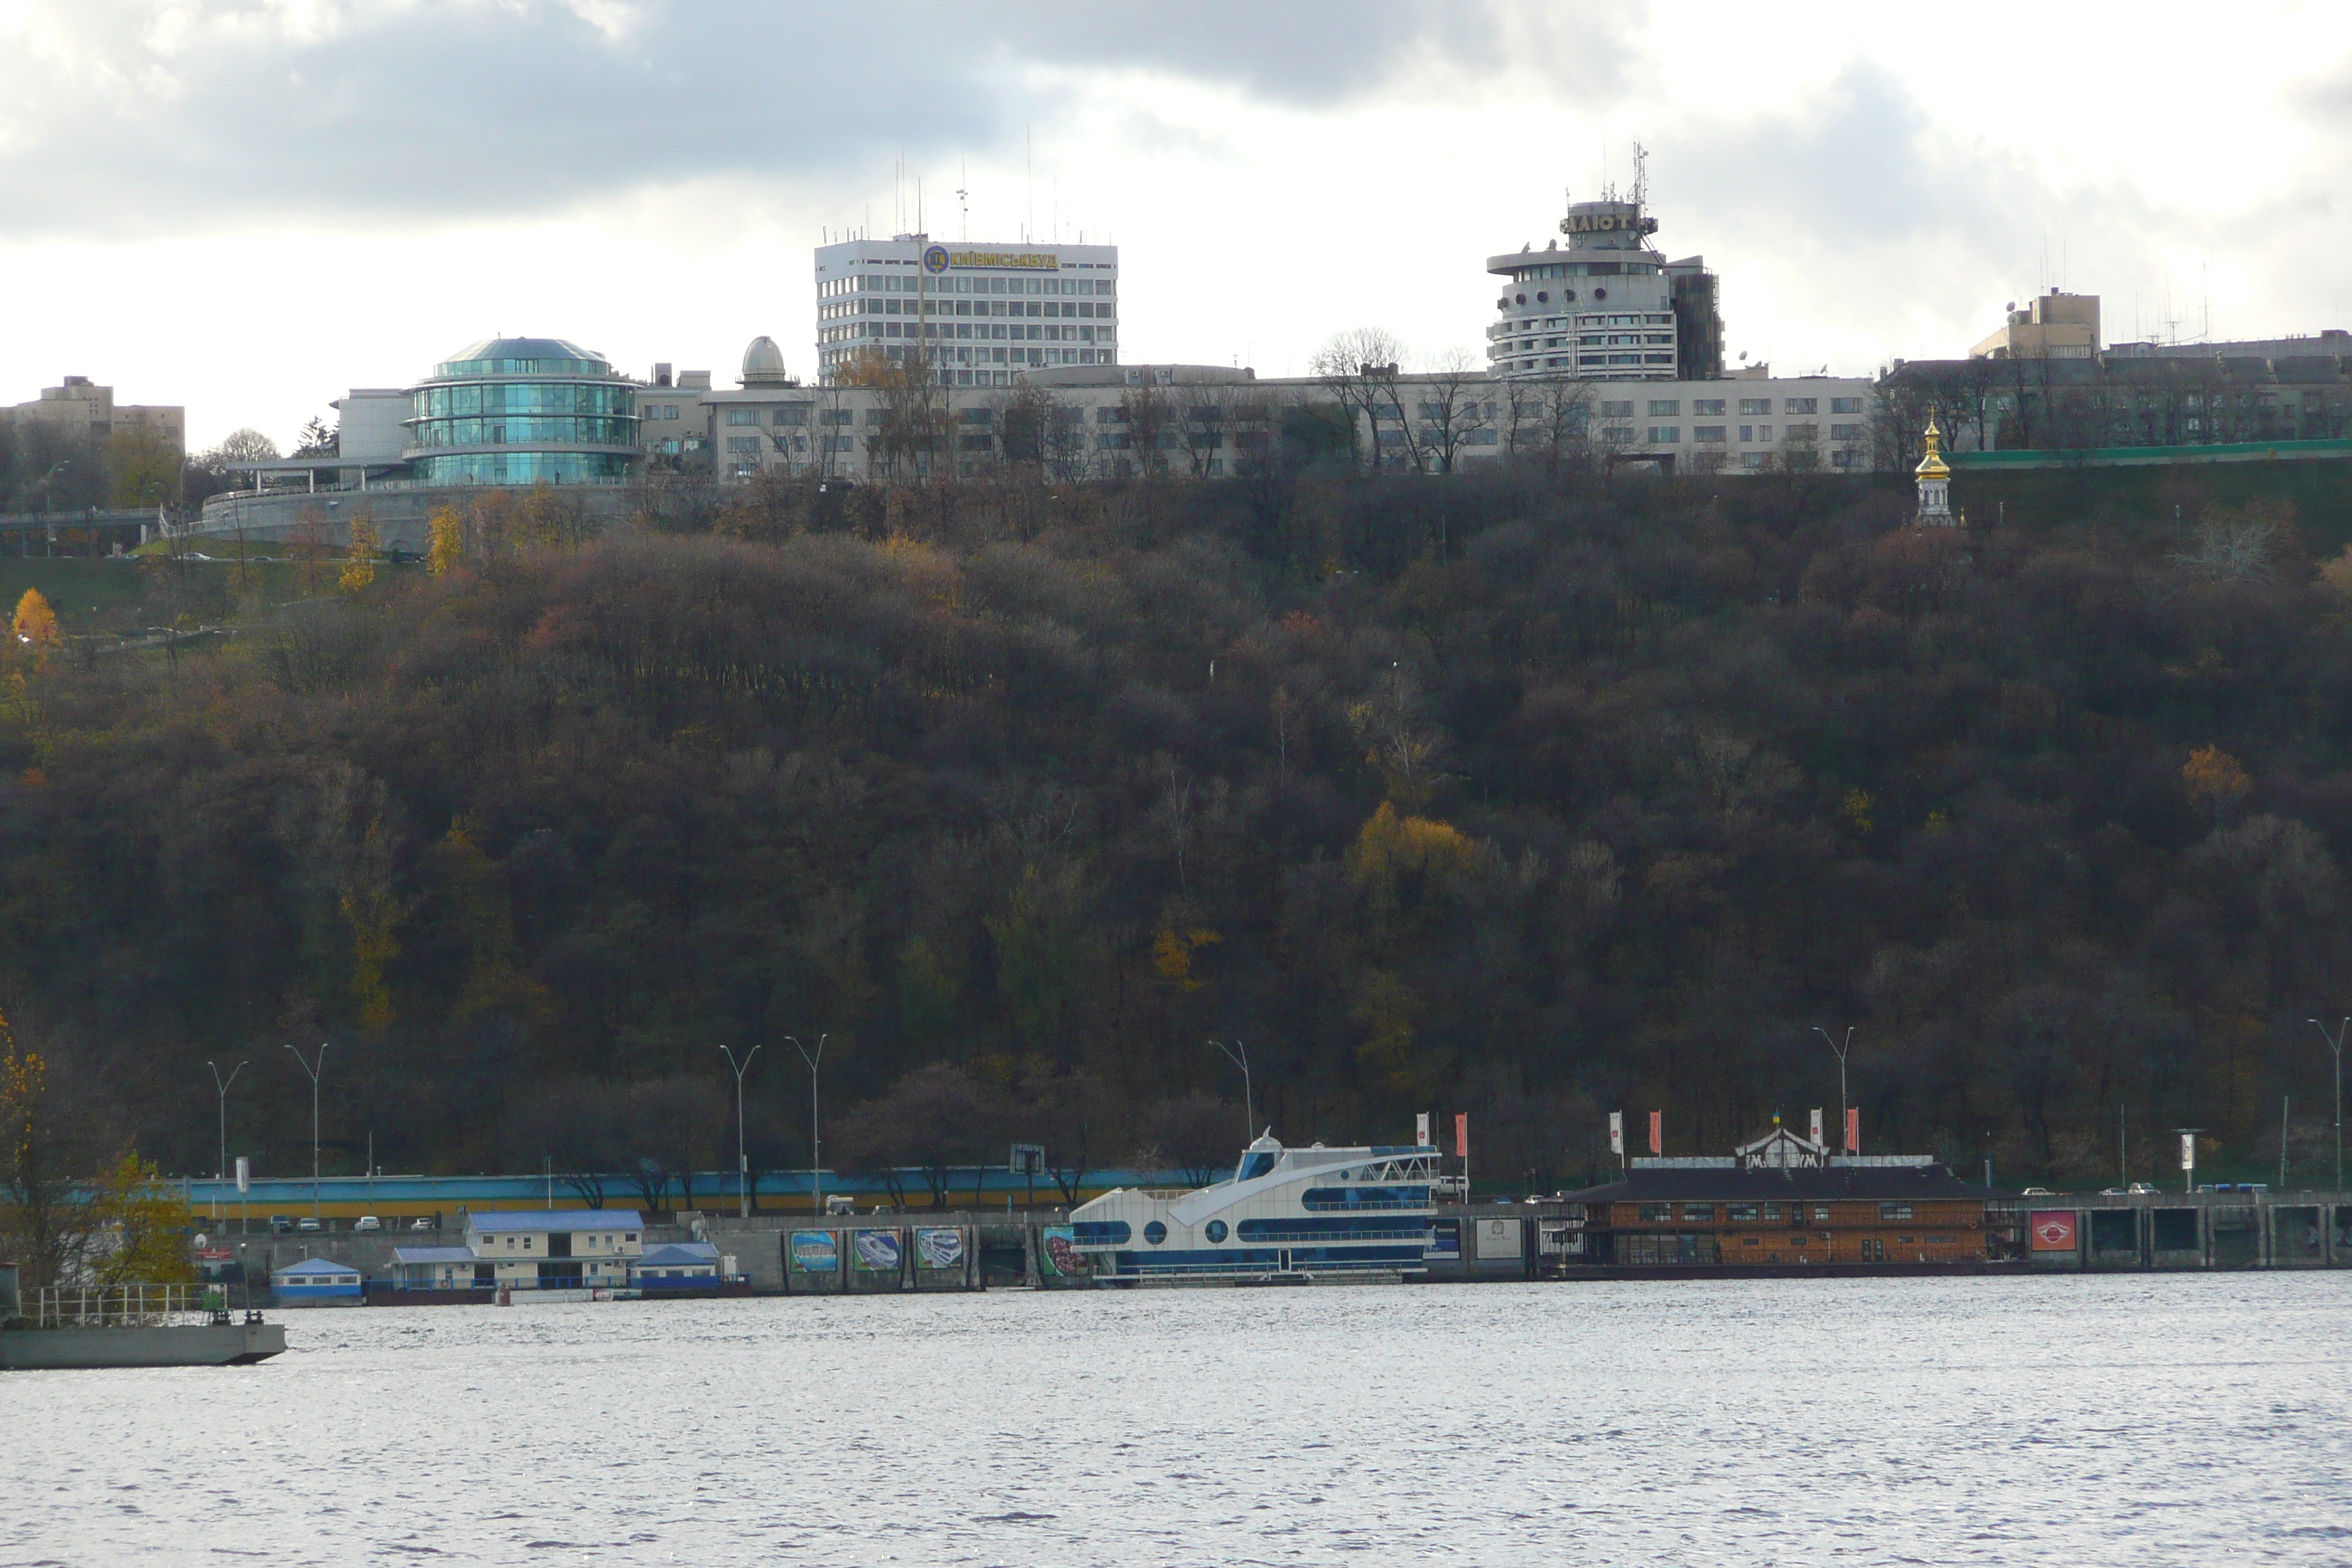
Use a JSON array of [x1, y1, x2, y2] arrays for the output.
[[404, 337, 638, 486]]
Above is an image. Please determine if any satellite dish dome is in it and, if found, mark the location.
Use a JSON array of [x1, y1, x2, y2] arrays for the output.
[[740, 336, 789, 386]]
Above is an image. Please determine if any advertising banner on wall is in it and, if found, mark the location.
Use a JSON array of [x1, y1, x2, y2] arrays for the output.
[[789, 1231, 839, 1273], [915, 1228, 965, 1270], [1038, 1226, 1080, 1278], [1428, 1218, 1461, 1261], [2029, 1210, 2078, 1251], [852, 1229, 903, 1272], [1475, 1217, 1523, 1259], [1038, 1226, 1085, 1278]]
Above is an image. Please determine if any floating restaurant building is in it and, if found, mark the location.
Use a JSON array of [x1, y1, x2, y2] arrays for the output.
[[1556, 1126, 1994, 1270]]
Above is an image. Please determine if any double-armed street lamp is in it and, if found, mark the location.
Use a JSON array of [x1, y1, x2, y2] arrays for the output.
[[718, 1043, 763, 1219], [1814, 1026, 1855, 1151], [284, 1041, 328, 1221], [207, 1059, 248, 1218], [788, 1033, 829, 1215]]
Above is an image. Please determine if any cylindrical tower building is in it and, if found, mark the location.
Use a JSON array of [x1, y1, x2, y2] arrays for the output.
[[1486, 195, 1721, 382], [404, 336, 638, 486]]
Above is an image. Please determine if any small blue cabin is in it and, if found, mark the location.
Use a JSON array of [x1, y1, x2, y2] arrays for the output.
[[636, 1241, 722, 1289], [272, 1256, 363, 1304]]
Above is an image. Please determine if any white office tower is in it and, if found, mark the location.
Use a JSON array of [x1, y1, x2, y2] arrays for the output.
[[814, 233, 1119, 386], [1486, 193, 1722, 382]]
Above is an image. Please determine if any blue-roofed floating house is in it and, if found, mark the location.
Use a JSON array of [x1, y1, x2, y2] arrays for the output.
[[636, 1241, 723, 1290], [271, 1256, 363, 1305]]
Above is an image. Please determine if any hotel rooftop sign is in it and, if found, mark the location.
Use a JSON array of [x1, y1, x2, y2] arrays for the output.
[[926, 245, 1059, 273]]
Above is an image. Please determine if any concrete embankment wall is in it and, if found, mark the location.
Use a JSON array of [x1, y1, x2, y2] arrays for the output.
[[1993, 1191, 2352, 1272]]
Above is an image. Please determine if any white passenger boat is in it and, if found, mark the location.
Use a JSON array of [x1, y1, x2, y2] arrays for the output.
[[1070, 1133, 1438, 1284]]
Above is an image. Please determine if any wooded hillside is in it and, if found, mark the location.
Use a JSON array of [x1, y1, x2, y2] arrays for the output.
[[6, 459, 2351, 1192]]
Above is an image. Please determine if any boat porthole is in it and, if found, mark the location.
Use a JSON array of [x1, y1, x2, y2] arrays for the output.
[[1205, 1221, 1226, 1243], [1144, 1221, 1167, 1245]]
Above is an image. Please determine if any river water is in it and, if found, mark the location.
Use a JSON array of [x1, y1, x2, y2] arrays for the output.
[[4, 1274, 2348, 1566]]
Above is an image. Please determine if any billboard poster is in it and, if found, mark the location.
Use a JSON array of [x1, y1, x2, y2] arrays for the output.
[[915, 1228, 965, 1270], [1038, 1226, 1085, 1278], [2029, 1210, 2078, 1251], [789, 1230, 838, 1273], [1475, 1217, 1523, 1259], [1428, 1218, 1460, 1261], [852, 1229, 903, 1272]]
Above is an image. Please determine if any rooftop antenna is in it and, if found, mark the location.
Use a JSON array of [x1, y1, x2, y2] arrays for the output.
[[1025, 124, 1034, 244], [1631, 140, 1648, 208], [957, 161, 968, 241], [917, 173, 924, 236]]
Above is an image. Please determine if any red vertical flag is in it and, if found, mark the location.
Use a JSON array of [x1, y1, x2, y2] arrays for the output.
[[1648, 1110, 1662, 1156], [1844, 1107, 1861, 1155], [1455, 1112, 1469, 1159]]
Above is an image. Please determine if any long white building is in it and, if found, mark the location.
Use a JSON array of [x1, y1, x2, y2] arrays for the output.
[[814, 233, 1119, 388]]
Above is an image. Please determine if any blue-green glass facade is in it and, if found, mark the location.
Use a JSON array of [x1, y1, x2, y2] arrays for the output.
[[405, 337, 636, 486]]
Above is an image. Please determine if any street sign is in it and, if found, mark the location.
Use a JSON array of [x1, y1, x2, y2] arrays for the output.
[[1009, 1143, 1044, 1175]]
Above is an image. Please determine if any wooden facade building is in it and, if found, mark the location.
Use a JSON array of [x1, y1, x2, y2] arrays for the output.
[[1556, 1127, 1992, 1270]]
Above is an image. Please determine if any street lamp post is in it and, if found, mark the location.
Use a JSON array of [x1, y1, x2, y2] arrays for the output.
[[788, 1034, 828, 1215], [718, 1043, 763, 1219], [1212, 1039, 1254, 1140], [284, 1041, 327, 1221], [206, 1060, 248, 1218], [1814, 1026, 1854, 1153], [2309, 1017, 2347, 1192]]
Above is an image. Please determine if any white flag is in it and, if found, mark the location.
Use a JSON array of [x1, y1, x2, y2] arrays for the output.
[[1609, 1111, 1624, 1155], [2179, 1131, 2195, 1172], [1417, 1112, 1431, 1147], [1809, 1109, 1823, 1146]]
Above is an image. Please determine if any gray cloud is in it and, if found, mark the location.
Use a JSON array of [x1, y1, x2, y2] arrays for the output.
[[0, 0, 1640, 240], [1650, 64, 2174, 358]]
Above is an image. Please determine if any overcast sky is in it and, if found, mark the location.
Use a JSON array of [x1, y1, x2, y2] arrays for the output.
[[4, 0, 2350, 449]]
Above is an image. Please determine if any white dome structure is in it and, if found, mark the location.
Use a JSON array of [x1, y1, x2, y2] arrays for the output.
[[740, 336, 791, 386]]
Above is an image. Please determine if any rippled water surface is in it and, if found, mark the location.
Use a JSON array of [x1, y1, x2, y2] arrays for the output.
[[5, 1275, 2350, 1565]]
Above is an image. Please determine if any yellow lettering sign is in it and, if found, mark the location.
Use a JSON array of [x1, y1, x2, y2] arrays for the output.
[[947, 250, 1060, 271]]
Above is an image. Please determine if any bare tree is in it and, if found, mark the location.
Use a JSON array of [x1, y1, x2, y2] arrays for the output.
[[1411, 350, 1496, 475], [1124, 379, 1178, 478], [1310, 326, 1406, 471]]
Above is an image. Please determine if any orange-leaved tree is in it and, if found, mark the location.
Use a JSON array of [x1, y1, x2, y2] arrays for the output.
[[2182, 745, 2252, 827], [10, 589, 61, 668]]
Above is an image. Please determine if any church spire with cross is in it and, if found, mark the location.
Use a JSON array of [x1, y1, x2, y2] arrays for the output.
[[1914, 415, 1955, 526]]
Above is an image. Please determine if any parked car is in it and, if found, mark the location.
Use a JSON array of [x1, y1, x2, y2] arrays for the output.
[[353, 1215, 382, 1232], [2127, 1182, 2159, 1194], [297, 1217, 323, 1232], [409, 1217, 435, 1231], [823, 1194, 856, 1216], [2021, 1186, 2055, 1196], [268, 1215, 295, 1234]]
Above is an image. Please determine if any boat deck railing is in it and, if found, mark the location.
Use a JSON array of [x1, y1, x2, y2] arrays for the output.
[[32, 1284, 225, 1328]]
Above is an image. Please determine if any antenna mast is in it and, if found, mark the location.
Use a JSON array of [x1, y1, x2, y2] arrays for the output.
[[1631, 140, 1648, 209]]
